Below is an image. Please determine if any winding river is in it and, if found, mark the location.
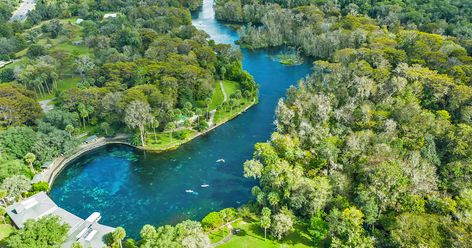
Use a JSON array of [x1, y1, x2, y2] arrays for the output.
[[50, 0, 312, 238]]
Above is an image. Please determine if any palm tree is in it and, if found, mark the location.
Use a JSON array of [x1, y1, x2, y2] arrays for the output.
[[205, 97, 212, 120], [65, 124, 74, 138], [165, 122, 176, 143], [24, 153, 36, 173], [112, 227, 126, 248]]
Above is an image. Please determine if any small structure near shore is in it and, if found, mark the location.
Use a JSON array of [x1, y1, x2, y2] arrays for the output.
[[6, 192, 114, 247]]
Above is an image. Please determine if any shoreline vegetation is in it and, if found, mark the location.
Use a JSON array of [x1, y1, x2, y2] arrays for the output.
[[44, 93, 257, 187]]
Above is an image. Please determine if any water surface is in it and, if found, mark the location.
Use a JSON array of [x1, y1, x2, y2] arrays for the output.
[[50, 0, 312, 237]]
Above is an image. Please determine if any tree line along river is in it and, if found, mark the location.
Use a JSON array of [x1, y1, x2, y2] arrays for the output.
[[49, 0, 313, 238]]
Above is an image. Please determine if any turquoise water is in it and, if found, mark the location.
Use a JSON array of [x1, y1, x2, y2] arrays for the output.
[[49, 0, 312, 238]]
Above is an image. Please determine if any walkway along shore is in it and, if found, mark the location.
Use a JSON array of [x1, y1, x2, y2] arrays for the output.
[[42, 99, 257, 187]]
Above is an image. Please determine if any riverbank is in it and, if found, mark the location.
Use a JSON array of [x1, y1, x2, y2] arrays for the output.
[[143, 98, 257, 152], [42, 98, 257, 187]]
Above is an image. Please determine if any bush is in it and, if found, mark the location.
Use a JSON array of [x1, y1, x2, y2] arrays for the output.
[[0, 68, 15, 82], [26, 44, 46, 58]]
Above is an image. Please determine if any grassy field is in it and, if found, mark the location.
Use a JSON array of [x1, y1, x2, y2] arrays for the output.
[[214, 220, 313, 248], [0, 224, 14, 241], [209, 80, 240, 110], [145, 129, 197, 151]]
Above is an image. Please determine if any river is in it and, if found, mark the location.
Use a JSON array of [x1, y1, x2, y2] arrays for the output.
[[49, 0, 312, 238]]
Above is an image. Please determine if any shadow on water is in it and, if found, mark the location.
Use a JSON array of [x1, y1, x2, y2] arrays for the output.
[[50, 0, 313, 238]]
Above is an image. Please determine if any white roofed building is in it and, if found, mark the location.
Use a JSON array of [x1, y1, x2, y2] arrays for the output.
[[6, 192, 114, 247]]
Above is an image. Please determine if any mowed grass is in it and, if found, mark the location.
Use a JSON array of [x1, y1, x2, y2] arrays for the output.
[[209, 80, 240, 110], [145, 129, 197, 150], [222, 80, 239, 98], [0, 224, 14, 241], [209, 82, 225, 110], [217, 220, 313, 248]]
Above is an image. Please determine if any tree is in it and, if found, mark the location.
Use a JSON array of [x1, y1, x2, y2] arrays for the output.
[[271, 212, 293, 240], [65, 124, 74, 138], [219, 208, 235, 237], [111, 227, 126, 248], [391, 213, 445, 247], [77, 103, 89, 128], [205, 97, 212, 120], [23, 153, 36, 173], [201, 212, 222, 231], [0, 206, 6, 224], [6, 216, 69, 248], [71, 241, 83, 248], [327, 207, 374, 247], [260, 207, 271, 240], [165, 122, 177, 144], [308, 211, 328, 246], [1, 175, 31, 203], [125, 100, 153, 147], [243, 159, 263, 179], [195, 108, 204, 123], [100, 122, 110, 136]]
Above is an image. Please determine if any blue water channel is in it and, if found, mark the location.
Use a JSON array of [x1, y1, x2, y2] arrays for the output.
[[49, 0, 313, 238]]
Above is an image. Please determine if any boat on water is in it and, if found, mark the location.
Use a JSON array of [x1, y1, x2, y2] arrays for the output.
[[185, 189, 194, 193], [216, 159, 225, 163], [201, 184, 209, 188]]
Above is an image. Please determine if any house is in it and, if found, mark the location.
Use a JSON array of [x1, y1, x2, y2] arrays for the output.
[[84, 135, 98, 144], [6, 192, 114, 248], [103, 13, 118, 19]]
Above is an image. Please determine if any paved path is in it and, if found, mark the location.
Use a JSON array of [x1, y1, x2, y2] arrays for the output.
[[211, 223, 234, 247], [10, 0, 36, 22], [39, 98, 55, 113], [220, 81, 227, 102]]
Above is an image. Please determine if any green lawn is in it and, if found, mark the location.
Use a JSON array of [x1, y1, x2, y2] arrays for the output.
[[217, 220, 313, 248], [222, 80, 239, 98], [210, 82, 225, 110], [208, 226, 232, 243], [145, 129, 197, 150], [209, 80, 240, 110], [0, 224, 14, 241]]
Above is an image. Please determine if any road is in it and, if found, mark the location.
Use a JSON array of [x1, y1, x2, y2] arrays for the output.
[[10, 0, 36, 22]]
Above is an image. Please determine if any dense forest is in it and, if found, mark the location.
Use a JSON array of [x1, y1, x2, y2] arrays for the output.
[[213, 0, 472, 247]]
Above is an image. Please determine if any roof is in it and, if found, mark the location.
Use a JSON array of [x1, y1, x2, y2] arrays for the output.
[[62, 221, 114, 248], [6, 192, 114, 247], [84, 135, 98, 143], [41, 161, 53, 169], [6, 192, 58, 228], [103, 13, 117, 18]]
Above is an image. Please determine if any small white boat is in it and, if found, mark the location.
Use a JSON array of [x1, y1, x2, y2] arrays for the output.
[[216, 159, 225, 163], [201, 184, 210, 188], [185, 189, 194, 193]]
